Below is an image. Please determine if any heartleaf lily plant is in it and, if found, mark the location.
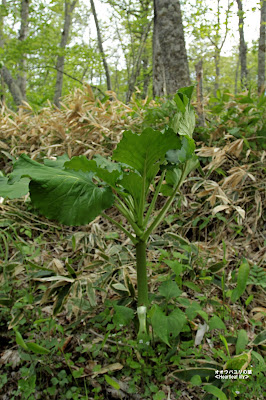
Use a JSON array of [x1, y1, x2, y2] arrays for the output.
[[0, 87, 198, 340]]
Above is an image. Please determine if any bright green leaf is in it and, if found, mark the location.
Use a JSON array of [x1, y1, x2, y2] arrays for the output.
[[112, 128, 181, 182], [10, 154, 114, 226], [158, 280, 182, 299], [0, 176, 29, 199], [236, 330, 249, 354], [15, 330, 29, 351], [113, 305, 134, 326], [204, 385, 227, 400], [26, 342, 50, 354], [151, 304, 186, 346], [153, 390, 166, 400], [209, 315, 226, 331], [164, 259, 183, 276], [104, 375, 120, 390], [231, 260, 250, 302], [166, 136, 195, 164], [64, 155, 121, 188]]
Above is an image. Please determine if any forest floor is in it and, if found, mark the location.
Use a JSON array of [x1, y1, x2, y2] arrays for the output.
[[0, 87, 265, 400]]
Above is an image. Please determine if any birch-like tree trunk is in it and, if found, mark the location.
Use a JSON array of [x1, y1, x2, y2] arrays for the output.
[[258, 0, 266, 94], [90, 0, 112, 91], [17, 0, 30, 99], [236, 0, 248, 89], [153, 0, 190, 97], [0, 0, 24, 106], [54, 0, 77, 107]]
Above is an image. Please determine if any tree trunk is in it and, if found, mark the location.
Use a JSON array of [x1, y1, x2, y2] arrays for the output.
[[90, 0, 112, 91], [1, 65, 24, 106], [0, 0, 24, 107], [54, 0, 77, 107], [258, 0, 266, 94], [214, 48, 220, 96], [17, 0, 30, 99], [142, 50, 150, 99], [236, 0, 248, 89], [126, 19, 152, 103], [153, 0, 190, 97], [195, 60, 205, 126], [234, 56, 240, 95]]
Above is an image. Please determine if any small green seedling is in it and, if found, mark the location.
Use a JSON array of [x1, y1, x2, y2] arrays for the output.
[[0, 86, 198, 339]]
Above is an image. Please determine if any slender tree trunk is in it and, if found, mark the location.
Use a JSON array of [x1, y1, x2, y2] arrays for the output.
[[195, 59, 205, 126], [17, 0, 30, 99], [258, 0, 266, 94], [235, 55, 240, 95], [0, 0, 6, 103], [153, 0, 190, 97], [236, 0, 248, 89], [126, 19, 152, 102], [90, 0, 112, 91], [1, 66, 24, 105], [0, 0, 24, 107], [153, 5, 166, 97], [214, 48, 220, 96], [142, 51, 150, 98], [54, 0, 77, 107]]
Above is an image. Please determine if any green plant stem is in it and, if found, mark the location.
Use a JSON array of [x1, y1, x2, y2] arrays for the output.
[[143, 169, 166, 228], [114, 202, 143, 237], [114, 195, 136, 222], [141, 163, 187, 242], [101, 212, 137, 244], [118, 192, 136, 215], [136, 239, 148, 307], [137, 169, 147, 227]]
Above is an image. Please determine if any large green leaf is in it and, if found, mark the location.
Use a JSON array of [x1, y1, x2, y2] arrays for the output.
[[150, 304, 186, 346], [171, 89, 195, 138], [166, 136, 195, 164], [9, 154, 114, 225], [112, 128, 181, 182], [64, 155, 121, 188], [0, 175, 29, 199], [118, 171, 148, 207], [161, 155, 198, 196]]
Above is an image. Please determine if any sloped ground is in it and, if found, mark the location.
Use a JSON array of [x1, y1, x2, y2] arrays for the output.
[[0, 88, 265, 400]]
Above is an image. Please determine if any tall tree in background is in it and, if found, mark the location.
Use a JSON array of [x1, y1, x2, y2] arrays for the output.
[[208, 0, 231, 95], [236, 0, 248, 90], [90, 0, 112, 91], [258, 0, 266, 94], [54, 0, 77, 107], [0, 0, 30, 106], [17, 0, 30, 100], [110, 0, 153, 101], [153, 0, 190, 97]]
